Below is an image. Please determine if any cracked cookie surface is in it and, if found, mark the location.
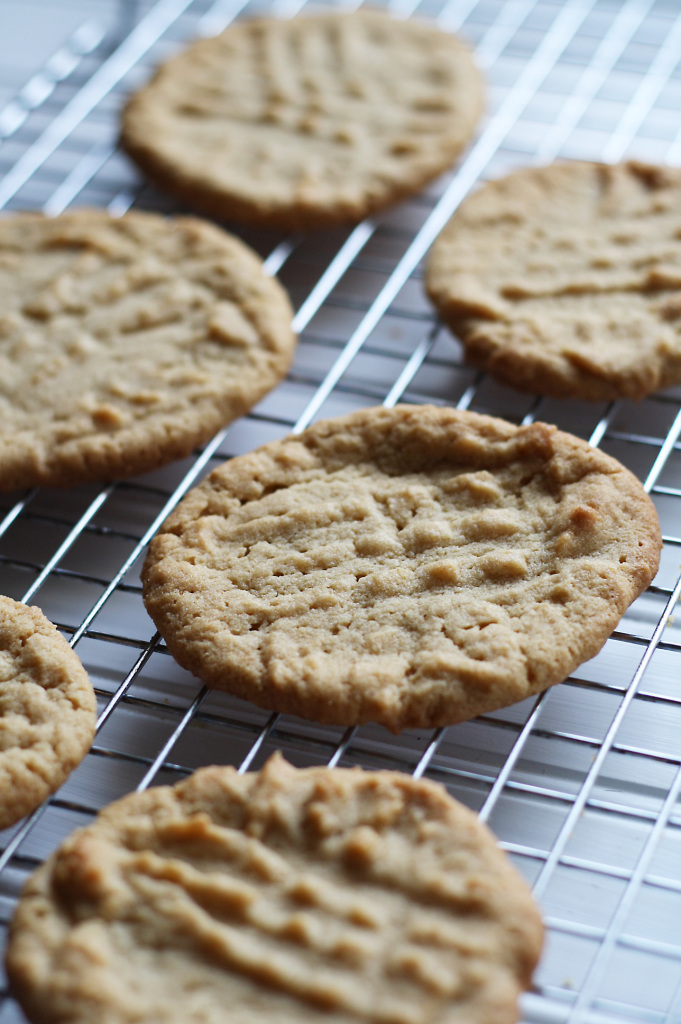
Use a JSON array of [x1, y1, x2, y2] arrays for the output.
[[121, 9, 482, 230], [6, 754, 543, 1024], [0, 596, 96, 830], [426, 161, 681, 400], [0, 209, 296, 491], [142, 405, 661, 732]]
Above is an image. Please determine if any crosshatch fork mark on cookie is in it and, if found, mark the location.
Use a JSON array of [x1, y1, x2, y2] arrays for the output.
[[6, 757, 543, 1024], [0, 209, 296, 490], [142, 405, 660, 732], [121, 9, 483, 229], [426, 161, 681, 401]]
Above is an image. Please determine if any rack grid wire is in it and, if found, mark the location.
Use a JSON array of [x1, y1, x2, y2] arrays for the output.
[[1, 0, 681, 1021]]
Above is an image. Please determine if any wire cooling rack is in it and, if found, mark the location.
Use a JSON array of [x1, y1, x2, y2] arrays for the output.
[[1, 0, 681, 1020]]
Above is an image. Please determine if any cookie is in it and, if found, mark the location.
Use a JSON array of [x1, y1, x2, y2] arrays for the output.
[[0, 596, 96, 830], [426, 160, 681, 401], [120, 9, 483, 231], [141, 404, 661, 732], [0, 209, 296, 491], [6, 753, 543, 1024]]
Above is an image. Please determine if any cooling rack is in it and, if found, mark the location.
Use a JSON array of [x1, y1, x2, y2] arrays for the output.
[[1, 0, 681, 1020]]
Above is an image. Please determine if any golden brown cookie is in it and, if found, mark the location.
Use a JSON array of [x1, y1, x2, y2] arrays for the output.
[[426, 160, 681, 401], [6, 754, 543, 1024], [120, 9, 483, 231], [0, 209, 296, 491], [141, 404, 661, 732], [0, 596, 96, 830]]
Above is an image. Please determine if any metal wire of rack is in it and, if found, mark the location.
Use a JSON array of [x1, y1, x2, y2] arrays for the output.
[[1, 0, 681, 1021]]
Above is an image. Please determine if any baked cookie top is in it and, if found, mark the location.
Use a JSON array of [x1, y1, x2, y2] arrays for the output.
[[6, 754, 543, 1024], [0, 209, 296, 491], [0, 596, 96, 830], [426, 161, 681, 401], [142, 404, 661, 732], [120, 9, 483, 231]]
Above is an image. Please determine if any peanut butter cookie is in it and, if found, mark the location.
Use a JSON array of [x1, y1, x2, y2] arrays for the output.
[[121, 9, 483, 230], [142, 404, 661, 732], [6, 754, 543, 1024], [0, 209, 296, 491], [0, 596, 96, 830], [426, 161, 681, 401]]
